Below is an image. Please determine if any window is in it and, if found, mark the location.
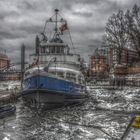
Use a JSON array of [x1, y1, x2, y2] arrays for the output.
[[61, 47, 64, 53], [49, 71, 56, 76], [56, 47, 60, 53], [49, 46, 55, 53], [66, 72, 76, 82], [57, 71, 64, 78]]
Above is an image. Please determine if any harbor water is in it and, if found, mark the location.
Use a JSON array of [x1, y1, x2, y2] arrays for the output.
[[0, 82, 140, 140]]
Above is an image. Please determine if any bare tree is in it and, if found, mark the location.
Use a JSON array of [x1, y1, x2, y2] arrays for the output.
[[125, 4, 140, 58], [104, 10, 128, 64]]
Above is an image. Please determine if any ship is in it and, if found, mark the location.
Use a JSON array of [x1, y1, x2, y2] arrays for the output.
[[22, 9, 88, 108]]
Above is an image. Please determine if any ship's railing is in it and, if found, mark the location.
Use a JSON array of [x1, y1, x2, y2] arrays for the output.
[[29, 54, 81, 66]]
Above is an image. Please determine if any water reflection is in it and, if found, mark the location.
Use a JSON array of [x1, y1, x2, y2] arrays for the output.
[[0, 87, 140, 140]]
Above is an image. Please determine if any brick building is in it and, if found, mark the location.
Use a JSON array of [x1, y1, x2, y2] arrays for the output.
[[90, 51, 109, 78], [125, 62, 140, 86], [128, 62, 140, 74], [0, 52, 10, 69], [90, 47, 139, 78], [0, 50, 21, 81], [90, 46, 140, 86], [109, 47, 139, 67]]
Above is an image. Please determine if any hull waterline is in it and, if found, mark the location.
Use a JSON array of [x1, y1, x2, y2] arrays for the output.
[[22, 89, 88, 109]]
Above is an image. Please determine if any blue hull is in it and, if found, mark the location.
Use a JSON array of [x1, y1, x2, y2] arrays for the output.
[[24, 74, 85, 93], [22, 75, 87, 106]]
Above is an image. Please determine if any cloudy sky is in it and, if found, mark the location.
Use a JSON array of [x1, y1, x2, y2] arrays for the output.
[[0, 0, 140, 63]]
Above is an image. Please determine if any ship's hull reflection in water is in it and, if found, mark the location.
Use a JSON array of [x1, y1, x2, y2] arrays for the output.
[[22, 90, 87, 110]]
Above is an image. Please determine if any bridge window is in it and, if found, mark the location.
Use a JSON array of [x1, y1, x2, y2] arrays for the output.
[[40, 47, 45, 53], [49, 47, 55, 53], [55, 46, 60, 53], [61, 47, 64, 53]]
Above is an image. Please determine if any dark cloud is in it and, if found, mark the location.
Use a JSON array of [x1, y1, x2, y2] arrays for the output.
[[0, 31, 25, 40], [18, 24, 43, 35], [20, 1, 37, 10], [0, 11, 19, 20]]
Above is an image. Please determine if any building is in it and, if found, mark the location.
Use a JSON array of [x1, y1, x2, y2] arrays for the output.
[[90, 49, 109, 78], [0, 51, 10, 69], [125, 62, 140, 86], [90, 46, 140, 86], [0, 49, 21, 81], [128, 62, 140, 74], [109, 47, 139, 67]]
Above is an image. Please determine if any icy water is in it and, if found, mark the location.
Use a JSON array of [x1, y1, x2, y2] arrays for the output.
[[0, 86, 140, 140]]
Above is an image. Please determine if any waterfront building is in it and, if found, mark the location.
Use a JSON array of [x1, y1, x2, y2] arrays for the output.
[[108, 47, 139, 67], [0, 49, 10, 69], [125, 62, 140, 86], [107, 47, 139, 86], [90, 49, 109, 79], [128, 62, 140, 74], [0, 49, 21, 81], [90, 46, 140, 86], [90, 47, 139, 74]]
